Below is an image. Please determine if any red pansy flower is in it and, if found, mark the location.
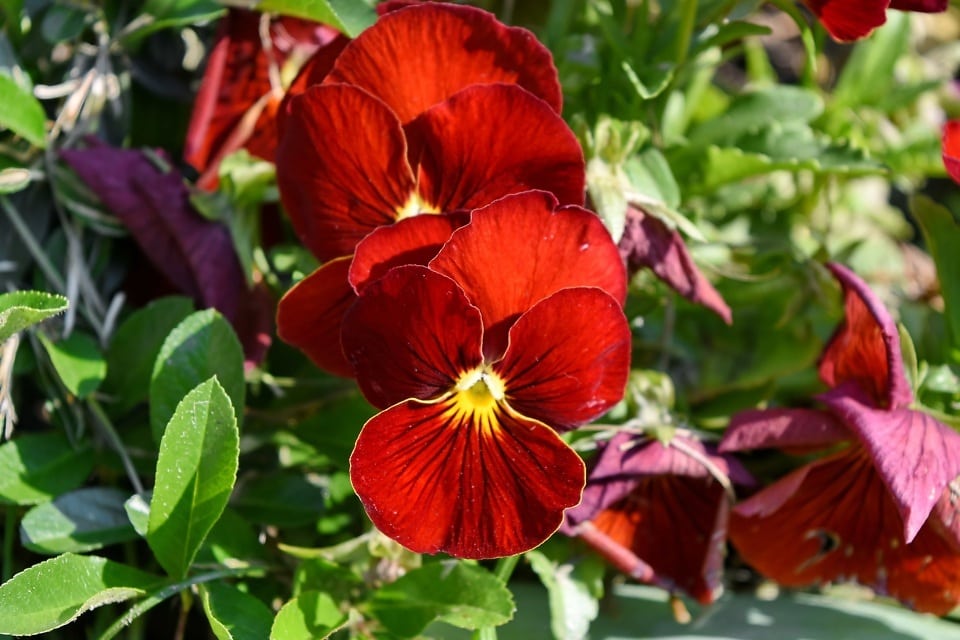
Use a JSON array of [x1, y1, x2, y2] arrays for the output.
[[564, 431, 752, 603], [804, 0, 946, 42], [184, 9, 343, 190], [275, 4, 583, 376], [720, 262, 960, 613], [619, 205, 731, 324], [342, 191, 631, 559], [944, 120, 960, 184]]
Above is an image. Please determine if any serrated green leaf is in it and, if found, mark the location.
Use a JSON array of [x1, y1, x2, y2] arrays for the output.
[[19, 487, 137, 554], [0, 553, 162, 635], [0, 432, 93, 505], [527, 551, 599, 640], [255, 0, 376, 37], [912, 196, 960, 350], [0, 290, 68, 344], [149, 309, 244, 442], [0, 73, 46, 148], [371, 562, 515, 638], [147, 377, 239, 578], [270, 590, 347, 640], [103, 296, 193, 414], [38, 331, 106, 398], [201, 581, 274, 640]]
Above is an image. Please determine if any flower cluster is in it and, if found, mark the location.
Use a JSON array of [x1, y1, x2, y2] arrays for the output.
[[721, 263, 960, 614], [275, 3, 631, 559]]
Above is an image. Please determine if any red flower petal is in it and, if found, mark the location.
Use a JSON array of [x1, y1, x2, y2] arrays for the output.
[[348, 213, 466, 293], [819, 262, 913, 409], [350, 397, 585, 558], [185, 10, 338, 188], [619, 206, 731, 324], [494, 287, 630, 431], [730, 449, 960, 614], [587, 475, 729, 604], [406, 85, 585, 213], [890, 0, 947, 12], [804, 0, 888, 42], [326, 3, 561, 124], [276, 257, 355, 377], [342, 265, 483, 409], [819, 389, 960, 543], [276, 84, 416, 261], [720, 408, 850, 453], [430, 191, 626, 358], [943, 120, 960, 185], [279, 34, 350, 128]]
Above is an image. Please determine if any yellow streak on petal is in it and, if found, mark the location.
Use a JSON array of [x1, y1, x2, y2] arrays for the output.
[[396, 192, 440, 220], [448, 367, 507, 433]]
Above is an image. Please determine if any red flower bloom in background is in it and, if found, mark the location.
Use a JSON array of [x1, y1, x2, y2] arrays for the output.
[[275, 3, 585, 375], [564, 431, 752, 604], [720, 262, 960, 613], [184, 9, 343, 189], [805, 0, 946, 42], [944, 120, 960, 184], [342, 191, 631, 558]]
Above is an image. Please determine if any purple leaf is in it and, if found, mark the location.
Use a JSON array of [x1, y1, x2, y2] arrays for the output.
[[618, 206, 731, 323], [61, 142, 272, 365]]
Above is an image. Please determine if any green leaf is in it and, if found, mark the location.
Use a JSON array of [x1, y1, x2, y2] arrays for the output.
[[0, 290, 68, 344], [233, 471, 326, 527], [912, 195, 960, 350], [38, 331, 106, 398], [255, 0, 376, 37], [688, 86, 823, 146], [526, 551, 600, 640], [127, 0, 225, 42], [124, 492, 151, 537], [0, 73, 46, 148], [0, 553, 161, 635], [0, 432, 93, 505], [201, 581, 274, 640], [832, 11, 910, 110], [270, 590, 347, 640], [19, 487, 138, 554], [150, 309, 244, 442], [147, 377, 239, 578], [457, 581, 960, 639], [103, 296, 193, 414], [371, 562, 515, 637], [40, 4, 87, 43]]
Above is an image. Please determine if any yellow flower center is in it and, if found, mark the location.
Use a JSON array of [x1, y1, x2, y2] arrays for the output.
[[453, 367, 505, 413], [396, 192, 440, 220]]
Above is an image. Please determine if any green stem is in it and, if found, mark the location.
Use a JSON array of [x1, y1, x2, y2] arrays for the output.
[[96, 566, 266, 640], [2, 505, 15, 583], [88, 397, 145, 495], [473, 555, 521, 640], [671, 0, 698, 69], [0, 195, 66, 292]]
